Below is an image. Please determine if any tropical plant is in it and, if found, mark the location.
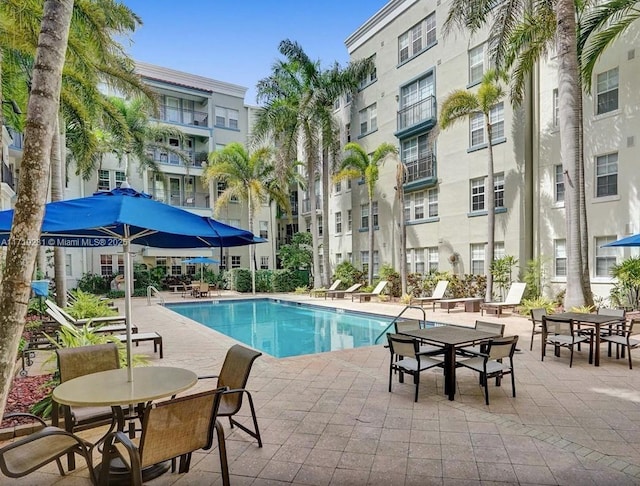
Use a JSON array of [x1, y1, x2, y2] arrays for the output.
[[333, 142, 398, 284], [490, 255, 518, 301], [610, 256, 640, 310], [378, 264, 401, 298], [333, 261, 365, 288], [519, 297, 557, 316], [439, 69, 506, 301], [279, 232, 313, 273], [65, 290, 117, 319]]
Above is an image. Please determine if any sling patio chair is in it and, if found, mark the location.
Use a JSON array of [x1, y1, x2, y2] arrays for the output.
[[352, 280, 388, 302], [327, 282, 362, 300], [198, 344, 263, 447], [542, 316, 593, 368], [411, 280, 449, 310], [600, 319, 640, 369], [480, 282, 527, 317], [309, 279, 342, 298], [0, 413, 96, 483], [529, 308, 547, 351], [46, 299, 126, 326]]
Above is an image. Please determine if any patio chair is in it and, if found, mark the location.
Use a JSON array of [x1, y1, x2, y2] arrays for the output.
[[198, 344, 263, 447], [327, 282, 362, 300], [393, 319, 443, 355], [542, 316, 592, 367], [198, 281, 211, 298], [411, 280, 449, 310], [457, 335, 519, 405], [45, 307, 138, 335], [597, 307, 627, 356], [480, 282, 527, 317], [309, 279, 342, 298], [529, 308, 547, 351], [352, 280, 388, 302], [386, 333, 444, 402], [600, 319, 640, 369], [54, 343, 121, 471], [458, 320, 505, 356], [99, 387, 229, 486], [46, 299, 126, 326], [0, 413, 96, 483]]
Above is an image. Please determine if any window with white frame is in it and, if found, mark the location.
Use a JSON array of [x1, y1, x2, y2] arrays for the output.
[[595, 236, 617, 277], [596, 152, 618, 197], [347, 209, 352, 232], [361, 204, 369, 229], [404, 195, 412, 222], [171, 257, 182, 276], [359, 103, 377, 135], [361, 251, 369, 273], [398, 13, 436, 63], [228, 109, 239, 129], [471, 244, 485, 275], [427, 247, 438, 272], [155, 257, 167, 275], [415, 248, 425, 274], [100, 254, 113, 276], [427, 188, 438, 217], [317, 215, 323, 237], [400, 74, 434, 128], [402, 133, 435, 183], [335, 180, 341, 193], [414, 191, 425, 219], [359, 55, 377, 88], [115, 171, 126, 188], [470, 104, 504, 147], [471, 178, 485, 211], [470, 113, 484, 146], [490, 103, 504, 140], [260, 256, 269, 269], [552, 88, 559, 127], [335, 253, 342, 264], [335, 211, 342, 233], [373, 250, 380, 276], [215, 107, 239, 129], [98, 170, 110, 191], [555, 164, 565, 202], [216, 181, 226, 198], [186, 264, 196, 276], [596, 67, 618, 115], [259, 221, 268, 239], [469, 44, 485, 85], [215, 107, 226, 127], [65, 253, 72, 277], [494, 173, 505, 208], [231, 255, 241, 268], [333, 97, 340, 110], [372, 201, 379, 227], [220, 255, 227, 270], [554, 239, 566, 277], [494, 241, 505, 260]]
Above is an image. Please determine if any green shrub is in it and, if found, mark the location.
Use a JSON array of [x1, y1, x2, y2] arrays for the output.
[[255, 270, 273, 292], [228, 268, 252, 292], [66, 290, 117, 319], [77, 272, 111, 294], [610, 256, 640, 310], [519, 297, 556, 316], [379, 264, 400, 297], [105, 288, 147, 299], [333, 261, 364, 288]]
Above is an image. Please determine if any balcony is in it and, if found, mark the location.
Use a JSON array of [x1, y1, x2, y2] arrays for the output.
[[302, 196, 321, 214], [147, 149, 207, 168], [1, 162, 14, 190], [395, 96, 437, 140], [156, 106, 209, 128], [277, 200, 298, 219], [154, 191, 210, 209], [403, 153, 437, 191]]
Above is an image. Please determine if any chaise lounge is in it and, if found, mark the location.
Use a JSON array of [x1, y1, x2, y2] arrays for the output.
[[480, 282, 527, 317], [352, 280, 388, 303], [411, 280, 449, 310], [327, 283, 362, 300]]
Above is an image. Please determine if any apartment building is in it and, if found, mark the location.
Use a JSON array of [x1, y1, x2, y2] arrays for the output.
[[327, 0, 638, 299]]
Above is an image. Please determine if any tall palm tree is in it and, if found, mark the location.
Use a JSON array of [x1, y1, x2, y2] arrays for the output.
[[205, 142, 301, 293], [333, 142, 398, 285], [395, 158, 408, 296], [0, 0, 74, 421], [439, 69, 506, 301]]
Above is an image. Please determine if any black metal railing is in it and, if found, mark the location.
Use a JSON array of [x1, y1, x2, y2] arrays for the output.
[[405, 153, 435, 183], [397, 96, 436, 131], [156, 106, 209, 127], [1, 162, 14, 190]]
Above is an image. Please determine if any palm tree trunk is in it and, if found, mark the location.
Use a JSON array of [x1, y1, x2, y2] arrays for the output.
[[321, 150, 331, 287], [485, 118, 495, 302], [368, 193, 375, 285], [556, 0, 589, 308], [306, 137, 322, 289], [577, 90, 594, 307], [51, 113, 67, 306], [396, 161, 407, 296], [248, 197, 256, 294], [0, 0, 74, 420]]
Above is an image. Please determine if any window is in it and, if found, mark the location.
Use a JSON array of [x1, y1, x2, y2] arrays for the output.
[[333, 97, 340, 110], [231, 256, 241, 268], [65, 254, 72, 277], [361, 204, 369, 229], [347, 179, 352, 190], [359, 55, 377, 88], [117, 255, 124, 275], [98, 170, 110, 191], [215, 107, 239, 128], [404, 194, 412, 222], [260, 256, 269, 270], [217, 181, 226, 198], [347, 209, 352, 232], [228, 219, 241, 228], [427, 247, 438, 272], [471, 178, 485, 211], [595, 236, 617, 277], [399, 73, 434, 129], [220, 255, 227, 270], [361, 251, 369, 273], [471, 244, 485, 275], [494, 242, 505, 260], [373, 251, 380, 276], [228, 109, 239, 129], [414, 191, 425, 220], [490, 103, 504, 141], [402, 133, 435, 183], [335, 181, 341, 193], [398, 13, 436, 63], [372, 201, 379, 227], [596, 152, 618, 197], [345, 123, 351, 143], [215, 107, 226, 127], [555, 164, 565, 202], [335, 211, 342, 233], [100, 254, 113, 276], [415, 249, 425, 274], [155, 257, 167, 275], [494, 173, 504, 208], [171, 257, 182, 276], [554, 239, 566, 277], [470, 113, 484, 146], [259, 221, 268, 239], [115, 171, 126, 188], [317, 215, 323, 237], [186, 264, 196, 276], [335, 253, 342, 264], [347, 252, 352, 263], [427, 188, 438, 217], [359, 103, 377, 135], [552, 88, 559, 128], [469, 44, 485, 84], [596, 67, 619, 114]]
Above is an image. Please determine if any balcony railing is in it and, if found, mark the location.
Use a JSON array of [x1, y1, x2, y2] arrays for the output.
[[397, 96, 436, 132], [154, 191, 210, 209], [405, 153, 436, 184], [147, 149, 207, 168], [1, 162, 14, 190], [156, 106, 209, 128]]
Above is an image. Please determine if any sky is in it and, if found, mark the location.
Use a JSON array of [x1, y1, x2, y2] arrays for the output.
[[121, 1, 390, 104]]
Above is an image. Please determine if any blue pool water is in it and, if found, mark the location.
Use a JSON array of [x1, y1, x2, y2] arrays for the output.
[[166, 299, 393, 358]]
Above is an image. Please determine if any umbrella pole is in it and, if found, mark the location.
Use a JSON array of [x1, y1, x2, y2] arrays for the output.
[[124, 239, 133, 382]]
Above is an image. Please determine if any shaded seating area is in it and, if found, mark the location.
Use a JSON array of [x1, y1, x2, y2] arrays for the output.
[[309, 279, 342, 298], [352, 280, 388, 302], [327, 282, 362, 300], [480, 282, 527, 316], [411, 280, 449, 310], [542, 316, 593, 367]]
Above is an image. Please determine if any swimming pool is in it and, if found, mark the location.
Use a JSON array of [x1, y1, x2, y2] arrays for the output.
[[166, 298, 393, 358]]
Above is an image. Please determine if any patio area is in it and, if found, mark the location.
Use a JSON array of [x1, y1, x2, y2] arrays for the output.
[[4, 291, 640, 485]]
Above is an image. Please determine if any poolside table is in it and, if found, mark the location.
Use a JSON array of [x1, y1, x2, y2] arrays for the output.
[[543, 312, 625, 367], [399, 326, 500, 401]]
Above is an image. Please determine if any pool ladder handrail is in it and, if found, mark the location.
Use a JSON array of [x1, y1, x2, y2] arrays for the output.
[[147, 285, 165, 306], [374, 305, 427, 344]]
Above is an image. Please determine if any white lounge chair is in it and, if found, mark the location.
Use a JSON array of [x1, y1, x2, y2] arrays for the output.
[[327, 283, 362, 300], [411, 280, 449, 310], [352, 281, 388, 303], [310, 279, 342, 298], [480, 282, 527, 317], [45, 299, 126, 326]]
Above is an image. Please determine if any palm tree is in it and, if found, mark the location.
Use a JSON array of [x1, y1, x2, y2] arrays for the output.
[[0, 0, 74, 421], [395, 159, 408, 296], [205, 142, 301, 294], [334, 142, 398, 285], [439, 69, 505, 301]]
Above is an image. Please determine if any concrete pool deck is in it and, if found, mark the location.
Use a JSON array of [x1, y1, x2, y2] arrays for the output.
[[5, 291, 640, 485]]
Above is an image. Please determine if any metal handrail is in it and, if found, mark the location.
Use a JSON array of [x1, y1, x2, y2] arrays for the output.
[[147, 285, 165, 306], [374, 305, 427, 344]]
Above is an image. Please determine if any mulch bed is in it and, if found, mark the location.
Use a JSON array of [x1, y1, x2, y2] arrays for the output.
[[2, 374, 53, 428]]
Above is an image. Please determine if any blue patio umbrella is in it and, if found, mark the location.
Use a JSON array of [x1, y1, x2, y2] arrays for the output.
[[0, 186, 263, 380], [604, 234, 640, 247], [181, 256, 220, 281]]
